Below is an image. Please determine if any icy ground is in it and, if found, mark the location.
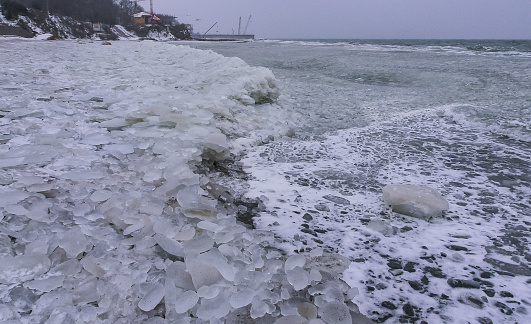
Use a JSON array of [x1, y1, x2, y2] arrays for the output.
[[242, 107, 531, 323], [0, 39, 371, 323]]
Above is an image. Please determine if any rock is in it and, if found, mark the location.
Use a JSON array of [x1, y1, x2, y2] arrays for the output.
[[322, 195, 350, 205], [499, 291, 513, 298], [382, 184, 449, 220], [381, 301, 397, 310], [494, 301, 513, 315], [476, 317, 493, 324]]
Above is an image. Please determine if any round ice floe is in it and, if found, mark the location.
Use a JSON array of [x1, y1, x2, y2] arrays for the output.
[[287, 267, 310, 291], [230, 288, 256, 308], [285, 254, 306, 272], [382, 184, 449, 220], [138, 282, 165, 312], [298, 302, 318, 320], [174, 290, 198, 314]]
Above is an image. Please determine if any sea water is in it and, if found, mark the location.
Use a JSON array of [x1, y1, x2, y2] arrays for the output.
[[183, 39, 531, 323]]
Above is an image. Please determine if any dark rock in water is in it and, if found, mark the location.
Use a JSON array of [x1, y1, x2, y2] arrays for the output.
[[480, 271, 494, 279], [499, 291, 514, 298], [387, 259, 403, 269], [400, 226, 413, 232], [314, 204, 330, 212], [424, 266, 446, 278], [484, 257, 531, 276], [302, 213, 313, 221], [382, 301, 397, 310], [446, 245, 469, 251], [389, 269, 403, 276], [483, 289, 496, 297], [322, 194, 351, 205], [447, 278, 481, 289], [459, 293, 485, 309], [402, 303, 415, 317], [408, 280, 423, 291], [494, 301, 513, 315], [404, 262, 417, 272], [476, 316, 494, 324]]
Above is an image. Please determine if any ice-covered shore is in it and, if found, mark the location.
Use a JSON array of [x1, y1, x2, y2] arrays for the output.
[[0, 39, 368, 323]]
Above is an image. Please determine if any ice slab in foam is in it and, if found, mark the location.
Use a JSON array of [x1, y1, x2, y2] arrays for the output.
[[382, 184, 449, 220]]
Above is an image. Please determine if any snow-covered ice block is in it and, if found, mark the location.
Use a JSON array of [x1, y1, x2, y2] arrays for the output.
[[383, 184, 449, 220]]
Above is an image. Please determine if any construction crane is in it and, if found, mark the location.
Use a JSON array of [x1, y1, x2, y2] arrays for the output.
[[132, 0, 155, 18], [243, 15, 252, 35]]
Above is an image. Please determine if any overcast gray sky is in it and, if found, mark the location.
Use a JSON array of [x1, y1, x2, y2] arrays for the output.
[[154, 0, 530, 39]]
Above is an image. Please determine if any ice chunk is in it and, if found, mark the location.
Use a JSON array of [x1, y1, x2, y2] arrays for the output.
[[0, 255, 51, 284], [382, 184, 449, 220], [197, 284, 221, 299], [298, 302, 317, 320], [318, 301, 352, 324], [0, 234, 14, 257], [89, 189, 112, 202], [310, 248, 324, 258], [274, 315, 309, 324], [105, 143, 135, 155], [230, 289, 256, 308], [62, 170, 105, 181], [81, 132, 112, 145], [80, 256, 105, 278], [173, 225, 196, 241], [0, 189, 29, 208], [183, 234, 214, 255], [366, 219, 397, 237], [154, 234, 185, 257], [287, 267, 310, 291], [196, 295, 231, 320], [174, 290, 199, 314], [177, 187, 217, 218], [138, 282, 165, 312], [0, 157, 25, 168], [4, 204, 30, 216], [251, 298, 270, 318], [59, 227, 89, 258], [309, 319, 326, 324], [9, 286, 38, 314], [185, 258, 223, 289], [166, 262, 195, 290], [306, 253, 350, 277], [73, 277, 99, 305], [309, 269, 322, 282], [285, 254, 306, 272], [197, 249, 235, 282]]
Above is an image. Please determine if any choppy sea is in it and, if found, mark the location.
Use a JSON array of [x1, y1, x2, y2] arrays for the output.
[[183, 39, 531, 323]]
